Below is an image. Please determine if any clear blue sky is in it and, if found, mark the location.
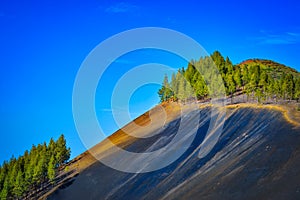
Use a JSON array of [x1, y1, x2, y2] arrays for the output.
[[1, 0, 300, 163]]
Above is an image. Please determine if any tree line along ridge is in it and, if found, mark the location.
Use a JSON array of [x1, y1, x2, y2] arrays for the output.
[[158, 51, 300, 104]]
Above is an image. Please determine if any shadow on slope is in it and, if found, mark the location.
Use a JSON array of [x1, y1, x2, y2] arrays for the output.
[[46, 105, 300, 200]]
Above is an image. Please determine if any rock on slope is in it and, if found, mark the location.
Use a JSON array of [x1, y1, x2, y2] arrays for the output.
[[45, 103, 300, 200]]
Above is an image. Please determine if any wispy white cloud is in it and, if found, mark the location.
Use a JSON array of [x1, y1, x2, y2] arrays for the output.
[[286, 32, 300, 37], [251, 30, 300, 45], [105, 2, 139, 14]]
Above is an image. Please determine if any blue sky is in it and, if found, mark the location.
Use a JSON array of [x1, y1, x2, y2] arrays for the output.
[[0, 0, 300, 163]]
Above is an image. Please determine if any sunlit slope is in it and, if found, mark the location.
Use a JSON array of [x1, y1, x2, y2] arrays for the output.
[[46, 103, 300, 200]]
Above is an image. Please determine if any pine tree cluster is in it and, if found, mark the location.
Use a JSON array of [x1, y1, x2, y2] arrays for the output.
[[158, 51, 300, 103], [0, 134, 71, 199]]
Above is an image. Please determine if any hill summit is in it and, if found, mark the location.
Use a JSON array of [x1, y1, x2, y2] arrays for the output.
[[158, 51, 300, 104], [43, 52, 300, 200]]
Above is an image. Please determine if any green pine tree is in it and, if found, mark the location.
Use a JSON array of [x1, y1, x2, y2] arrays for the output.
[[33, 155, 46, 185], [0, 178, 9, 200], [227, 74, 236, 103], [285, 74, 294, 100], [273, 80, 281, 101], [294, 77, 300, 102], [47, 156, 56, 184], [234, 68, 242, 89], [177, 75, 186, 102], [225, 57, 233, 74], [13, 171, 25, 198], [259, 70, 268, 88], [242, 66, 250, 88], [55, 134, 71, 167], [255, 88, 263, 103]]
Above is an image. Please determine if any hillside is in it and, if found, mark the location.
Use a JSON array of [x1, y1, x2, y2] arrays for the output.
[[39, 54, 300, 200], [42, 102, 300, 200]]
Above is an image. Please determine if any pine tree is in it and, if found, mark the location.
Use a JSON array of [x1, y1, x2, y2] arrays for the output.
[[245, 84, 252, 101], [33, 155, 46, 185], [193, 73, 208, 99], [158, 74, 172, 102], [273, 80, 281, 101], [249, 73, 259, 96], [48, 138, 56, 162], [294, 77, 300, 102], [250, 65, 260, 87], [13, 170, 25, 198], [266, 75, 274, 102], [242, 66, 250, 87], [185, 81, 195, 102], [55, 134, 71, 167], [259, 70, 268, 89], [227, 74, 236, 103], [177, 75, 186, 102], [225, 57, 233, 74], [280, 74, 287, 100], [174, 70, 182, 99], [185, 62, 196, 84], [234, 68, 242, 89], [211, 51, 225, 74], [164, 75, 173, 101], [285, 74, 294, 100], [47, 156, 56, 184], [170, 73, 176, 91], [255, 88, 263, 103], [0, 178, 9, 200], [25, 147, 37, 188], [0, 163, 5, 193], [9, 162, 17, 189]]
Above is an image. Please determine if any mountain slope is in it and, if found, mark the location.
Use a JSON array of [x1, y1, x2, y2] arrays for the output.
[[44, 103, 300, 200]]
